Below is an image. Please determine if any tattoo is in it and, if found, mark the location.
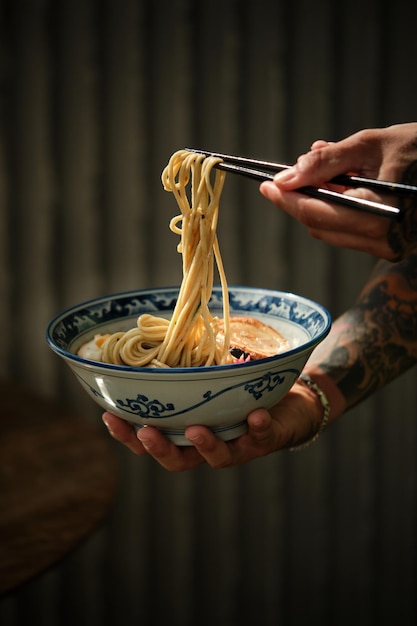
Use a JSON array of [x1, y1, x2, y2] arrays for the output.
[[316, 255, 417, 409], [387, 142, 417, 259]]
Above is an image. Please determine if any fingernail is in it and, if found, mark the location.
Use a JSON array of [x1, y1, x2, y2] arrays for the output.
[[137, 434, 154, 450], [187, 433, 205, 445], [259, 180, 275, 198], [102, 416, 114, 435], [251, 414, 265, 429], [273, 168, 296, 184]]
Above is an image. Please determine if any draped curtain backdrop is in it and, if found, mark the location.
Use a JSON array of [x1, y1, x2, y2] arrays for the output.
[[1, 0, 417, 624]]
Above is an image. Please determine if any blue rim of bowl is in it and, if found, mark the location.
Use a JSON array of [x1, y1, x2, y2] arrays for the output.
[[46, 285, 332, 374]]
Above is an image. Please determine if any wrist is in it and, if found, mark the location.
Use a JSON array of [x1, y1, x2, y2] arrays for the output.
[[289, 374, 330, 451], [301, 367, 346, 422]]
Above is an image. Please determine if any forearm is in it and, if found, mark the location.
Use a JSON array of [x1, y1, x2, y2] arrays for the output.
[[304, 255, 417, 419]]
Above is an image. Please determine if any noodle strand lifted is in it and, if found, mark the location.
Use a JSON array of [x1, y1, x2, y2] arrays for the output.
[[100, 150, 232, 368]]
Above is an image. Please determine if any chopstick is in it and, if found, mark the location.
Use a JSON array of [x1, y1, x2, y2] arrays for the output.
[[185, 148, 413, 219], [187, 148, 417, 197]]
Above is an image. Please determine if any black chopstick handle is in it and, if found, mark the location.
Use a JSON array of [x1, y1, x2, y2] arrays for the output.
[[214, 162, 401, 219]]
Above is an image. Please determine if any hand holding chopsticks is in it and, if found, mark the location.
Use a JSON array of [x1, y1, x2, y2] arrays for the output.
[[185, 147, 417, 220]]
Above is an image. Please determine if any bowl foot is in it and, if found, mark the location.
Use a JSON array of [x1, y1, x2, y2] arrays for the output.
[[133, 420, 248, 446]]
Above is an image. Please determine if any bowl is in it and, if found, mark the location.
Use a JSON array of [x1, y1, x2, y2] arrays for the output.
[[46, 286, 331, 445]]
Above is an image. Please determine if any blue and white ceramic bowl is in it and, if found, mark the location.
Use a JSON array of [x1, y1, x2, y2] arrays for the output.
[[46, 286, 331, 445]]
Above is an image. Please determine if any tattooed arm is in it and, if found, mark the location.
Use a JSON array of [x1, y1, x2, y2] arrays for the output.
[[304, 254, 417, 418], [260, 123, 417, 261]]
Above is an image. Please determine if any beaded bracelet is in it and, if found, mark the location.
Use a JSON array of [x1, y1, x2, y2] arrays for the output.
[[289, 373, 330, 452]]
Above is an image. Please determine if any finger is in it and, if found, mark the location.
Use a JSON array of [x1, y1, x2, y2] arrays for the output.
[[271, 149, 338, 188], [246, 408, 280, 444], [260, 183, 394, 257], [102, 412, 148, 456], [185, 425, 236, 468], [137, 425, 205, 471], [310, 139, 333, 150], [229, 408, 288, 457], [272, 133, 377, 190], [260, 183, 389, 235], [307, 226, 393, 259], [185, 410, 283, 468]]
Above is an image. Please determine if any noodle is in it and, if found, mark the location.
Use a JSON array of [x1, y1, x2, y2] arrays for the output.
[[99, 150, 233, 368]]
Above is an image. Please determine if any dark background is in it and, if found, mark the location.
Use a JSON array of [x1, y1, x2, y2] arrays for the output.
[[1, 0, 416, 624]]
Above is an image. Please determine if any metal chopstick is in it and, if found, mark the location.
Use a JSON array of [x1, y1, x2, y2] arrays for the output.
[[213, 162, 401, 219], [186, 148, 417, 198], [185, 148, 402, 219]]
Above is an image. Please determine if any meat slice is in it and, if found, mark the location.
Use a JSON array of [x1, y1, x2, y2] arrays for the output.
[[218, 316, 290, 360]]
